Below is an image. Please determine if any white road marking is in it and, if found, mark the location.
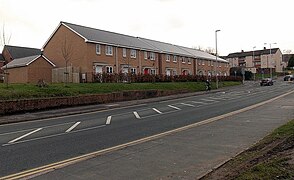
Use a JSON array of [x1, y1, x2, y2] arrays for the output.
[[200, 99, 218, 102], [190, 101, 208, 104], [208, 97, 227, 100], [65, 122, 81, 133], [152, 108, 162, 114], [3, 125, 107, 147], [133, 111, 141, 119], [180, 103, 195, 107], [8, 128, 43, 144], [168, 105, 181, 110], [106, 116, 112, 125]]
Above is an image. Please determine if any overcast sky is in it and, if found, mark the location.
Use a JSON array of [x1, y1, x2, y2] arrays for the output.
[[0, 0, 293, 56]]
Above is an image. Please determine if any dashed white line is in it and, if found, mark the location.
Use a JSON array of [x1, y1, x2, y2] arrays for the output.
[[133, 111, 141, 119], [168, 105, 181, 110], [152, 108, 162, 114], [106, 116, 112, 125], [8, 128, 43, 144], [65, 122, 81, 133], [180, 103, 195, 107], [190, 101, 208, 104], [200, 99, 218, 102]]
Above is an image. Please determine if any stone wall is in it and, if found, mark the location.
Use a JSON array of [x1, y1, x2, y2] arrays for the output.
[[0, 89, 189, 115]]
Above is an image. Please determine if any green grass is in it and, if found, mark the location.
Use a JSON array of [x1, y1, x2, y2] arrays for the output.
[[0, 81, 241, 100], [236, 119, 294, 180]]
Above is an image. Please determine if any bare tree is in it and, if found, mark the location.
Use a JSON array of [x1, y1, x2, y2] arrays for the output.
[[0, 24, 11, 49], [1, 24, 12, 88], [61, 35, 73, 86], [193, 45, 216, 55]]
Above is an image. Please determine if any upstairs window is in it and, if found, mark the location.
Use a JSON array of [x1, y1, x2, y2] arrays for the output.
[[166, 55, 170, 61], [96, 44, 101, 54], [173, 56, 177, 63], [130, 49, 136, 58], [181, 57, 186, 63], [144, 51, 148, 60], [150, 52, 155, 60], [187, 58, 191, 64], [123, 48, 126, 57], [105, 46, 113, 56]]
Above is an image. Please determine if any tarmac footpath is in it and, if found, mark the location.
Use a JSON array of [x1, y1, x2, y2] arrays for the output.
[[10, 90, 291, 179]]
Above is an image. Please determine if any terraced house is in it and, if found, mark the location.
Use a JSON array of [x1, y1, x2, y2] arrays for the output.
[[43, 22, 229, 83]]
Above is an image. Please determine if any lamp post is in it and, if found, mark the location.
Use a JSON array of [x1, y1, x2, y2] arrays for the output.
[[253, 46, 256, 80], [215, 29, 220, 89], [264, 42, 277, 78]]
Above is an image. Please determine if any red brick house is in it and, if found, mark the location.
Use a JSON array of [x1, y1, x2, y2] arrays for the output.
[[43, 22, 229, 82], [1, 55, 55, 83]]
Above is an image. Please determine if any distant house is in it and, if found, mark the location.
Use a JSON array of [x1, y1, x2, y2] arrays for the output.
[[226, 48, 283, 74], [43, 21, 229, 82], [1, 55, 55, 83], [0, 45, 42, 83], [1, 45, 41, 64]]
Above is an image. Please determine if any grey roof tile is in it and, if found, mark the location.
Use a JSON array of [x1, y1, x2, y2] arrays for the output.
[[5, 45, 41, 59], [62, 22, 228, 62], [3, 55, 39, 69]]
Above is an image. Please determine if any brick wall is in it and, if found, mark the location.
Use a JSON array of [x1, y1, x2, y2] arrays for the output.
[[0, 89, 190, 115]]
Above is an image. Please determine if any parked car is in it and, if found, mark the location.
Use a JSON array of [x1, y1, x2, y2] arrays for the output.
[[260, 78, 273, 86], [284, 75, 294, 81]]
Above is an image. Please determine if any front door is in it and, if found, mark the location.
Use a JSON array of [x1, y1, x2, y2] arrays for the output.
[[95, 66, 103, 74]]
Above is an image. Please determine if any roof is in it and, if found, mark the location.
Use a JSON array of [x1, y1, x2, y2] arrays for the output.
[[227, 48, 279, 58], [44, 21, 228, 63], [62, 22, 156, 51], [4, 45, 41, 59], [2, 55, 55, 69]]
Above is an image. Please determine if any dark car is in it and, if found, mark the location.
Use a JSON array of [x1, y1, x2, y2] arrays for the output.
[[260, 78, 273, 86], [284, 75, 294, 81]]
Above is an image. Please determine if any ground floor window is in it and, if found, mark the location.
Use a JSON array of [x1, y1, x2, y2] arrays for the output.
[[131, 68, 136, 74], [106, 66, 113, 73]]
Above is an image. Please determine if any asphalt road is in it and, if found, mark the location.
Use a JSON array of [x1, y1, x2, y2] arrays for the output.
[[0, 80, 293, 178]]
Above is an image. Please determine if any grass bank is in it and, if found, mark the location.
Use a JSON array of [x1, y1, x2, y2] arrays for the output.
[[201, 119, 294, 179], [0, 81, 240, 100]]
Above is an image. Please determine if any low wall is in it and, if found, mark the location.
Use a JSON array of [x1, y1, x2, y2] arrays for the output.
[[0, 89, 190, 115]]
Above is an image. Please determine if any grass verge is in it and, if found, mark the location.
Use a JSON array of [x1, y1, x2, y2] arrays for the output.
[[0, 81, 241, 100], [201, 119, 294, 180]]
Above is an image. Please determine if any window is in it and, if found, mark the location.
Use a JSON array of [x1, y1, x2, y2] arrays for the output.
[[131, 49, 136, 58], [150, 52, 155, 60], [181, 57, 185, 63], [131, 68, 136, 74], [96, 44, 101, 54], [123, 48, 126, 57], [106, 66, 113, 73], [173, 56, 177, 63], [198, 60, 201, 65], [166, 55, 170, 61], [202, 61, 205, 65], [105, 46, 113, 55], [150, 69, 156, 75], [188, 58, 191, 64], [144, 51, 148, 60]]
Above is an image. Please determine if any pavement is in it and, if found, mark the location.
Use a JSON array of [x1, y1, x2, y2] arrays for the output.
[[21, 88, 294, 179]]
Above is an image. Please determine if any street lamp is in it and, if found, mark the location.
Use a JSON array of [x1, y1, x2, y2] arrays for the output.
[[253, 46, 256, 80], [215, 29, 220, 89], [264, 42, 277, 79]]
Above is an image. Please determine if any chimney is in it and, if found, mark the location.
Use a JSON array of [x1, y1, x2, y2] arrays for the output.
[[264, 47, 266, 50]]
